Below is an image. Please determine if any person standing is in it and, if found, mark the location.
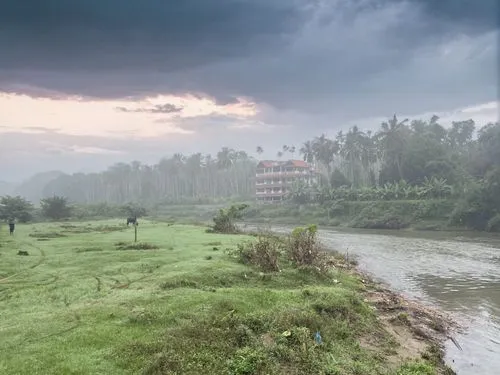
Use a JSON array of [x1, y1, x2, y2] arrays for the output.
[[8, 218, 15, 235]]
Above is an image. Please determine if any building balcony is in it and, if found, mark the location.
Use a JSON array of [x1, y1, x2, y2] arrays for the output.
[[255, 182, 292, 187], [255, 170, 312, 178], [256, 191, 286, 196]]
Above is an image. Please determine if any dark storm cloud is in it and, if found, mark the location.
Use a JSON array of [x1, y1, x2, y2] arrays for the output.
[[0, 0, 497, 121], [415, 0, 499, 32], [116, 103, 184, 114], [0, 0, 308, 71]]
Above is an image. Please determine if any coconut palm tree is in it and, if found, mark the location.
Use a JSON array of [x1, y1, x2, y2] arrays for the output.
[[376, 114, 409, 181], [300, 141, 315, 164]]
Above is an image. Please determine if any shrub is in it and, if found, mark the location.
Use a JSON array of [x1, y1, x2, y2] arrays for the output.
[[209, 204, 249, 233], [288, 225, 324, 267], [40, 195, 72, 220], [0, 195, 34, 223], [350, 204, 410, 229], [233, 236, 282, 272]]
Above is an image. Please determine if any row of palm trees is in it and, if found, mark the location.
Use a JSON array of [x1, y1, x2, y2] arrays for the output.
[[43, 148, 257, 204]]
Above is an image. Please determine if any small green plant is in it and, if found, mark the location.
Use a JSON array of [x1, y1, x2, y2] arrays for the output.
[[208, 204, 249, 233], [227, 347, 268, 375], [394, 360, 436, 375], [288, 224, 324, 267], [392, 312, 410, 325]]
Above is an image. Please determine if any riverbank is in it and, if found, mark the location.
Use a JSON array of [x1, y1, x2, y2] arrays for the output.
[[242, 225, 459, 374], [148, 199, 466, 232], [1, 220, 456, 374], [244, 200, 458, 231]]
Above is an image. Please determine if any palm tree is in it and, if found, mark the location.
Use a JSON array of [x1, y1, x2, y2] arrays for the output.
[[276, 151, 284, 159], [256, 146, 264, 155], [217, 147, 235, 170], [300, 141, 315, 164], [376, 114, 409, 180], [312, 134, 339, 182]]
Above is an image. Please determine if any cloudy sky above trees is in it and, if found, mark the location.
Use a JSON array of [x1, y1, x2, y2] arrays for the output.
[[0, 0, 498, 181]]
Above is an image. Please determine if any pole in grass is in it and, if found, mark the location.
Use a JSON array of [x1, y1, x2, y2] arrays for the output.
[[134, 221, 138, 242]]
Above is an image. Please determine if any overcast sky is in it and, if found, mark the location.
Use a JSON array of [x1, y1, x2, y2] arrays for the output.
[[0, 0, 498, 182]]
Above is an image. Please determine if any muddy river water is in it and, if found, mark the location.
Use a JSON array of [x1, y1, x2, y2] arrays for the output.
[[247, 224, 500, 375]]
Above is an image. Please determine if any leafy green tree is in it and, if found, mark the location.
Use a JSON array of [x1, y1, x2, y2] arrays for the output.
[[300, 141, 315, 164], [40, 196, 72, 220], [377, 114, 410, 182], [312, 134, 339, 177], [121, 202, 147, 218], [0, 195, 34, 223]]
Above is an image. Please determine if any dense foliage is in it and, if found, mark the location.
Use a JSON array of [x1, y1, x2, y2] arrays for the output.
[[286, 118, 499, 231], [0, 195, 34, 223]]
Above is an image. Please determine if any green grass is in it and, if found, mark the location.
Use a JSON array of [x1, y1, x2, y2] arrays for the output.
[[0, 220, 440, 374]]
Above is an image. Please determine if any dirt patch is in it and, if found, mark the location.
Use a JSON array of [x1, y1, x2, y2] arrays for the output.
[[322, 253, 459, 373], [359, 276, 459, 373]]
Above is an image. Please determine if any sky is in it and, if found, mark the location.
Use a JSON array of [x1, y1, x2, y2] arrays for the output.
[[0, 0, 498, 182]]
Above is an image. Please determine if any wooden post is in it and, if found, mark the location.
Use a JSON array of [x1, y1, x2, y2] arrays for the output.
[[134, 223, 138, 243]]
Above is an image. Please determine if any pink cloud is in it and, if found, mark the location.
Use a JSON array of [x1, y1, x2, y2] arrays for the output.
[[0, 92, 258, 138]]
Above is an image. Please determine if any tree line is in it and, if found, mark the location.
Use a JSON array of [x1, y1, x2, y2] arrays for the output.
[[0, 195, 146, 223], [284, 116, 499, 231], [40, 149, 256, 205], [4, 115, 499, 231]]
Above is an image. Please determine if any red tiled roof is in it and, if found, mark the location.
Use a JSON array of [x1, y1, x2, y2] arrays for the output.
[[257, 160, 275, 168], [289, 160, 309, 168]]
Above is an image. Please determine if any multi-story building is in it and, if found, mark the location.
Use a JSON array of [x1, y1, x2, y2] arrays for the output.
[[255, 160, 317, 203]]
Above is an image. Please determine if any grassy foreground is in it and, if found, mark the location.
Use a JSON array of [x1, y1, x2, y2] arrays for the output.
[[1, 220, 448, 374]]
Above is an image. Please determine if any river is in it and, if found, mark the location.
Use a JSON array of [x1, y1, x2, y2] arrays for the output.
[[247, 224, 500, 375]]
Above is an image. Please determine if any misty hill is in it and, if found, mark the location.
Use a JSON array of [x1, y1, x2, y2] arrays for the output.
[[12, 171, 65, 204], [0, 180, 15, 196]]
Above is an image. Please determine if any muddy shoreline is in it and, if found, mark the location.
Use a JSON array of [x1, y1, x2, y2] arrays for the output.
[[326, 250, 462, 374]]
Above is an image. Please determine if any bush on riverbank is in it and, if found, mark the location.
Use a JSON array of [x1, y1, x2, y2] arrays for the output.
[[231, 224, 330, 273], [208, 203, 249, 233]]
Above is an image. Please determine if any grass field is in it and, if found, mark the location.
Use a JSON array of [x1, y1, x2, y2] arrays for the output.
[[0, 220, 442, 374]]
